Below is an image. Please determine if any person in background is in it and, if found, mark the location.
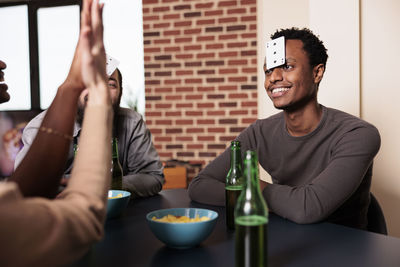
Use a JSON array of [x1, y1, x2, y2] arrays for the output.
[[15, 60, 164, 198], [188, 27, 380, 230], [0, 0, 113, 265]]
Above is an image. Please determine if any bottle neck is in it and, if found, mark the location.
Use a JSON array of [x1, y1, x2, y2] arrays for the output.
[[112, 138, 119, 159], [230, 148, 242, 171], [243, 152, 261, 197]]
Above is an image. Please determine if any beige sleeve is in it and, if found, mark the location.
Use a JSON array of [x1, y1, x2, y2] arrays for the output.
[[0, 106, 113, 267]]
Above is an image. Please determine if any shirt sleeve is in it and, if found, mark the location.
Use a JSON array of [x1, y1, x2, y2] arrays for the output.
[[263, 125, 381, 224], [0, 105, 113, 267], [122, 117, 164, 197]]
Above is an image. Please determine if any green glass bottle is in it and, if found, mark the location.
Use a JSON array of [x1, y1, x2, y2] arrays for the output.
[[235, 150, 268, 267], [225, 140, 244, 230], [111, 137, 123, 190]]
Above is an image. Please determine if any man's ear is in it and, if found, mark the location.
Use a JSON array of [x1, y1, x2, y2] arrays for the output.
[[313, 64, 325, 84]]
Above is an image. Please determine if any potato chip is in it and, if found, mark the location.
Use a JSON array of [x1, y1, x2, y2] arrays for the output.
[[152, 214, 210, 223], [108, 193, 123, 199]]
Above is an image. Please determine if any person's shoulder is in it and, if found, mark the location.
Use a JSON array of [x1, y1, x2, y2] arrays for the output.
[[326, 106, 380, 139], [116, 107, 143, 122]]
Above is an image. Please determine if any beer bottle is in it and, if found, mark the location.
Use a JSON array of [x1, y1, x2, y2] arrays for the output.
[[225, 140, 244, 230], [235, 150, 268, 267], [111, 137, 123, 190]]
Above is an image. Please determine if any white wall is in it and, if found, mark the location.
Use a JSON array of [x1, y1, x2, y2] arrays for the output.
[[257, 0, 400, 237], [361, 0, 400, 237]]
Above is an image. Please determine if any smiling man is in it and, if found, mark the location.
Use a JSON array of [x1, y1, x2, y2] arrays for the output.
[[15, 65, 164, 198], [188, 27, 381, 230]]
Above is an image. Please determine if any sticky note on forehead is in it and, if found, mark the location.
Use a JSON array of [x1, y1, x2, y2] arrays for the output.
[[106, 54, 120, 77], [266, 36, 285, 70]]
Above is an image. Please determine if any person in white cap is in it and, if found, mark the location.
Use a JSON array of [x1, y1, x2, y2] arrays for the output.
[[15, 60, 164, 198]]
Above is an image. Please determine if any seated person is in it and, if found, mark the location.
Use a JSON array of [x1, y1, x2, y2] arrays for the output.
[[188, 27, 381, 230], [15, 60, 164, 198], [1, 0, 113, 265]]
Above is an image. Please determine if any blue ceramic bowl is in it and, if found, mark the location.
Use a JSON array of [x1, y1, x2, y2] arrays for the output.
[[146, 208, 218, 249], [107, 190, 131, 219]]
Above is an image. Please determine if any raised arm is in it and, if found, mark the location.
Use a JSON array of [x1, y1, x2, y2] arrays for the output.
[[8, 1, 95, 197], [0, 1, 112, 266]]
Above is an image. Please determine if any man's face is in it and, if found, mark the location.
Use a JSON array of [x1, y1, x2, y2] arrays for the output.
[[78, 69, 121, 110], [0, 60, 10, 104], [264, 39, 320, 111]]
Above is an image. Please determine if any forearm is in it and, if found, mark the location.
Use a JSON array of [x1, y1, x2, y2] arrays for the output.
[[123, 173, 163, 197], [9, 84, 80, 198]]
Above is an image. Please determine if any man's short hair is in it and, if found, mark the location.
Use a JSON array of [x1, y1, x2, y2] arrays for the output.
[[116, 68, 123, 95], [271, 27, 328, 69]]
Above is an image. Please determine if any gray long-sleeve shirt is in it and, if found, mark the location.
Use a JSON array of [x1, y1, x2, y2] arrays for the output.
[[188, 106, 381, 229], [15, 107, 164, 197]]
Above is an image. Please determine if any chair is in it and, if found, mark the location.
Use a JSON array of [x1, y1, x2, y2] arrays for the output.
[[367, 193, 388, 235], [162, 166, 187, 190]]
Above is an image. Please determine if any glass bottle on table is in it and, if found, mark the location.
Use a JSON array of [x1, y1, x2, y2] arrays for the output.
[[225, 140, 244, 230], [111, 137, 123, 190], [235, 150, 268, 267]]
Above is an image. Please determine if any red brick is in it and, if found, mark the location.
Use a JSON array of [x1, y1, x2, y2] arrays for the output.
[[177, 152, 194, 157], [165, 46, 181, 52], [207, 94, 225, 99], [164, 30, 181, 36], [185, 94, 203, 100], [241, 16, 256, 22], [176, 70, 194, 75], [218, 85, 238, 91], [198, 136, 215, 141], [219, 34, 238, 40], [149, 128, 162, 134], [198, 86, 215, 91], [228, 59, 247, 65], [166, 111, 182, 116], [155, 103, 172, 109], [208, 144, 227, 149], [218, 0, 237, 7], [204, 10, 223, 16], [228, 77, 247, 82], [175, 37, 192, 43], [219, 17, 238, 23], [164, 79, 181, 85], [176, 136, 193, 141], [176, 86, 195, 92], [229, 93, 248, 99], [227, 42, 247, 48], [227, 8, 246, 14], [166, 95, 183, 100], [185, 111, 203, 116], [155, 87, 173, 93], [250, 23, 256, 30], [166, 128, 183, 134], [197, 103, 214, 108], [166, 144, 183, 149], [143, 15, 160, 21], [185, 78, 202, 84], [197, 36, 215, 42], [197, 69, 215, 75], [153, 6, 170, 12], [197, 53, 215, 59], [142, 8, 150, 13], [144, 47, 161, 53], [155, 71, 172, 76], [187, 144, 204, 149], [176, 120, 194, 125], [219, 102, 237, 107], [187, 128, 205, 133], [195, 2, 214, 9], [196, 19, 215, 25], [174, 21, 192, 27], [241, 101, 257, 107], [206, 43, 224, 49], [184, 28, 202, 34], [154, 39, 171, 44], [176, 103, 193, 108], [219, 51, 238, 57], [207, 128, 226, 134], [159, 152, 173, 158], [146, 112, 162, 117], [242, 67, 257, 73], [207, 110, 225, 116], [219, 68, 238, 74], [199, 152, 216, 157], [207, 78, 225, 83], [230, 127, 245, 133], [176, 54, 193, 59], [219, 119, 237, 124], [173, 4, 191, 10], [155, 136, 172, 142], [220, 136, 237, 141], [184, 45, 202, 50], [240, 0, 256, 4], [163, 14, 180, 20], [154, 22, 170, 28]]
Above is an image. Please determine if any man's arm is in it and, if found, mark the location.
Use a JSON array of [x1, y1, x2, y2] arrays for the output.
[[188, 146, 231, 206], [121, 115, 164, 197]]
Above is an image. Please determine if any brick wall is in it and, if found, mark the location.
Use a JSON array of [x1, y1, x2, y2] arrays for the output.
[[142, 0, 258, 177]]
